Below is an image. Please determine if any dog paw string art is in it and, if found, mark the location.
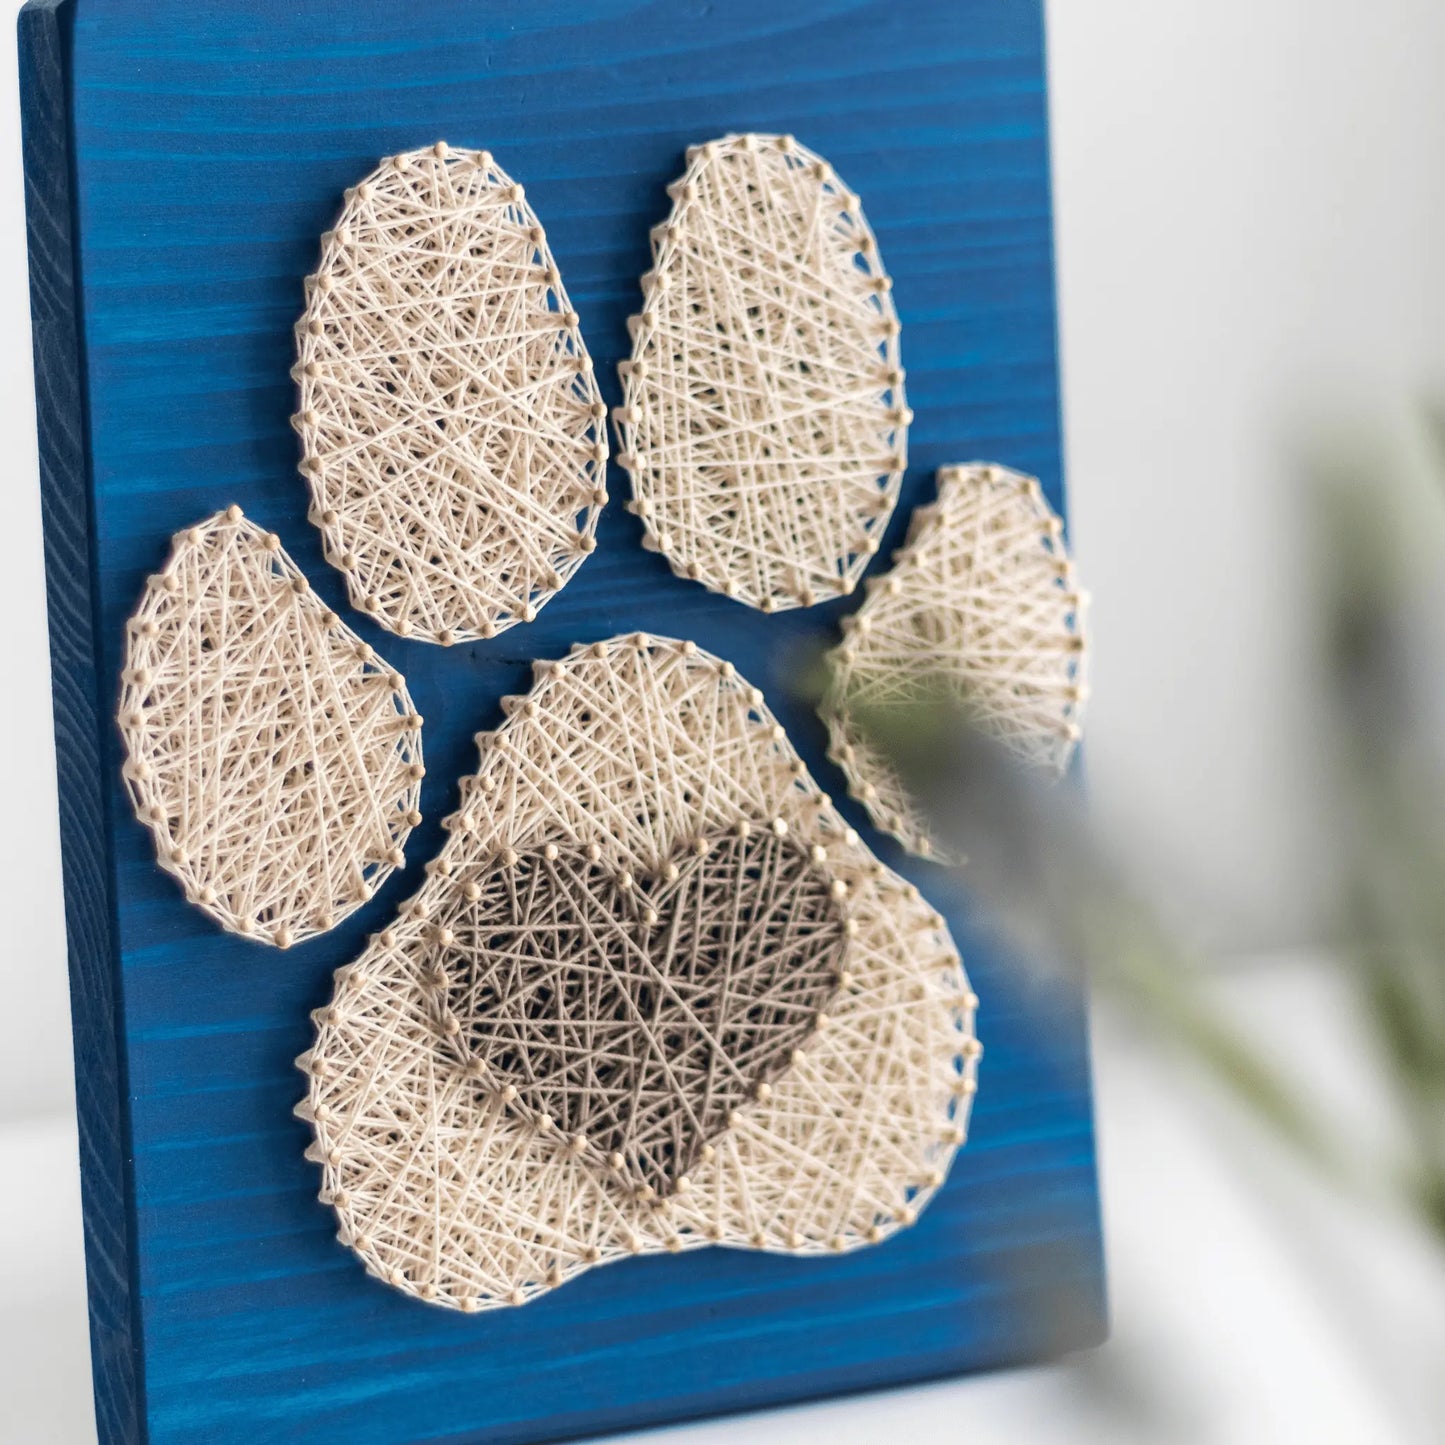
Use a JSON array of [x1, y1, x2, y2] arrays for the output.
[[116, 138, 1085, 1312], [300, 634, 976, 1309]]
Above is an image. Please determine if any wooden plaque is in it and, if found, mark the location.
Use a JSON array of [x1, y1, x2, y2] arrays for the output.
[[19, 2, 1105, 1441]]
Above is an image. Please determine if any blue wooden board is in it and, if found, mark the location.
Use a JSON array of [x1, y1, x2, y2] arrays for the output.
[[19, 1, 1106, 1441]]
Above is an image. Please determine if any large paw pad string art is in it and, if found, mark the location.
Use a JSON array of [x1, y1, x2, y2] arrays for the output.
[[298, 636, 977, 1310]]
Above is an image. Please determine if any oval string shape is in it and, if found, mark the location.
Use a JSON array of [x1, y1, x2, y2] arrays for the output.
[[615, 134, 909, 612], [294, 142, 608, 645], [119, 507, 424, 947]]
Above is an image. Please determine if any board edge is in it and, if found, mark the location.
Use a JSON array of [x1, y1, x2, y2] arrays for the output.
[[19, 1, 147, 1441]]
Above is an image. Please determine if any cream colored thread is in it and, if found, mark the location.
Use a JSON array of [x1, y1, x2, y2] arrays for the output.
[[615, 134, 908, 612], [119, 509, 423, 947], [299, 635, 974, 1309], [824, 463, 1089, 860], [294, 142, 607, 645]]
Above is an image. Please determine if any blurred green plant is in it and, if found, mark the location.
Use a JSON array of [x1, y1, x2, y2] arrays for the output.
[[796, 419, 1445, 1252], [1320, 412, 1445, 1241]]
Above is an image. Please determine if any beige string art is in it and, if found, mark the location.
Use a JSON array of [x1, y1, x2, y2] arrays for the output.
[[298, 634, 977, 1309], [614, 134, 909, 612], [294, 141, 608, 645], [823, 463, 1088, 860], [119, 508, 424, 948]]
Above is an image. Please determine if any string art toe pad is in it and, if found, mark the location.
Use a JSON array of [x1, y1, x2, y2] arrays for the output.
[[615, 134, 908, 612], [823, 463, 1088, 860], [294, 142, 607, 645], [119, 508, 424, 947], [299, 634, 976, 1310], [439, 827, 849, 1199]]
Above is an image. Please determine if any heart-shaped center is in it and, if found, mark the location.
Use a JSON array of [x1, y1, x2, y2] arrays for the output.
[[435, 826, 848, 1196]]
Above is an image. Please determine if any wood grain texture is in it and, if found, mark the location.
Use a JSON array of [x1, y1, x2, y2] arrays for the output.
[[22, 1, 1107, 1442], [18, 4, 144, 1442]]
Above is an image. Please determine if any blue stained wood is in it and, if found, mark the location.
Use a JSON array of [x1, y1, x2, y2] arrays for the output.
[[20, 5, 143, 1443], [19, 2, 1106, 1442]]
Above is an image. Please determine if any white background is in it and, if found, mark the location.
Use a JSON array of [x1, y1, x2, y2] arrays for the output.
[[1054, 0, 1445, 951], [3, 2, 1445, 1441]]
